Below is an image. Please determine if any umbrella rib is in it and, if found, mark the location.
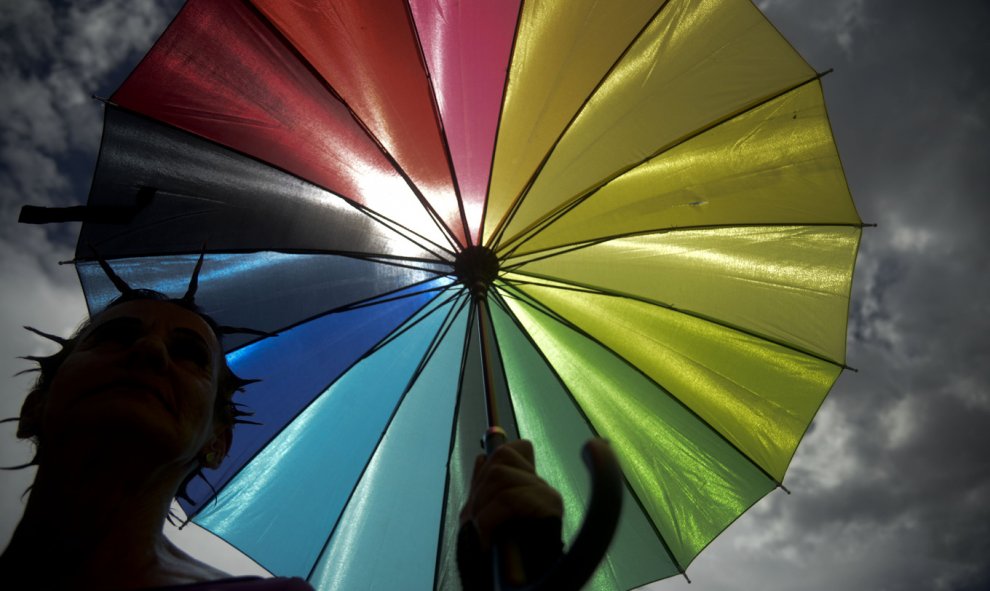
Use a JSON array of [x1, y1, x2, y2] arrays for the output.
[[494, 286, 788, 582], [305, 291, 471, 581], [329, 281, 455, 316], [500, 221, 871, 271], [240, 2, 463, 254], [500, 270, 851, 371], [478, 0, 528, 247], [99, 103, 455, 260], [108, 5, 186, 101], [487, 286, 688, 577], [330, 254, 449, 275], [360, 286, 466, 359], [232, 276, 453, 358], [185, 285, 454, 523], [74, 247, 451, 270], [77, 251, 451, 342], [485, 0, 675, 250], [348, 201, 458, 262], [496, 71, 833, 259], [75, 250, 453, 355], [401, 0, 474, 248], [74, 199, 448, 263], [495, 281, 785, 491], [413, 293, 472, 381]]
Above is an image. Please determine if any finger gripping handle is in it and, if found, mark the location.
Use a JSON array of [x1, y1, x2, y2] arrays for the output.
[[500, 439, 623, 591]]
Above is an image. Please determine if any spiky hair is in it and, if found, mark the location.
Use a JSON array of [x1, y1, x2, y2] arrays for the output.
[[11, 251, 272, 512]]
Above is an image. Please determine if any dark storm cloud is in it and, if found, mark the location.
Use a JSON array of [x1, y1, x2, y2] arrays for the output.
[[0, 0, 182, 221]]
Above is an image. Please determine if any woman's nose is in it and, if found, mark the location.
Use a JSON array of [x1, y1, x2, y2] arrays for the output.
[[127, 334, 170, 371]]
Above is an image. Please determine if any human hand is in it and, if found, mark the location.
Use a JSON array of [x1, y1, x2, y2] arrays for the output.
[[457, 438, 621, 590], [459, 439, 564, 551]]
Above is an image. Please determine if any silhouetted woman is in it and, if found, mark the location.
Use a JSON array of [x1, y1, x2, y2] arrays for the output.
[[1, 265, 563, 590]]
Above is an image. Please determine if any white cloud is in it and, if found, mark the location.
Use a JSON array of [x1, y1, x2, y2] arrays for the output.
[[62, 0, 172, 77], [2, 74, 66, 152], [889, 224, 937, 254], [0, 146, 69, 212], [826, 0, 869, 56], [789, 402, 864, 491], [878, 394, 917, 448], [0, 232, 86, 544], [944, 374, 990, 412], [757, 0, 872, 58]]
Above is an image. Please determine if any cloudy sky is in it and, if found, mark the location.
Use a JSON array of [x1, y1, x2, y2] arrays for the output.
[[1, 1, 987, 590]]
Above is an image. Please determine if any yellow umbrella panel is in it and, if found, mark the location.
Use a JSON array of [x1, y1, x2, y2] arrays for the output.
[[476, 0, 862, 585]]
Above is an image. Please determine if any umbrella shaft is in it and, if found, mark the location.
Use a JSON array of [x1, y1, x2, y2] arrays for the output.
[[476, 293, 502, 432]]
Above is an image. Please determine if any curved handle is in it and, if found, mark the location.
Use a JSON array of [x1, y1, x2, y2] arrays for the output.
[[493, 438, 624, 591]]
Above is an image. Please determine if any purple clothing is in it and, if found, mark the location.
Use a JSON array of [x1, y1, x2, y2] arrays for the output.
[[144, 576, 313, 590]]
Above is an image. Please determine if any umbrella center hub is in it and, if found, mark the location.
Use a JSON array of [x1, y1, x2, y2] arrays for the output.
[[454, 246, 499, 296]]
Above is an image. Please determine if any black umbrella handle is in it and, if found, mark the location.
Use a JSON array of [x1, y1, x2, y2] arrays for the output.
[[485, 431, 623, 591]]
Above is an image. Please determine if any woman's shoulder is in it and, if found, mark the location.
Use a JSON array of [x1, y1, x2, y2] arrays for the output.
[[148, 576, 314, 591]]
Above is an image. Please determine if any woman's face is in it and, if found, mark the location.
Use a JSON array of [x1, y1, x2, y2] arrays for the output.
[[40, 299, 225, 468]]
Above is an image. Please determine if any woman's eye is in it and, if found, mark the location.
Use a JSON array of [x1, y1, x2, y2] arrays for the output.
[[83, 318, 213, 369], [172, 339, 211, 368], [86, 321, 140, 345]]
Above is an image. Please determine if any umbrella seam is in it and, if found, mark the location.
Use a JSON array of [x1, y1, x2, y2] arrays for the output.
[[187, 284, 453, 523], [75, 257, 452, 357], [361, 286, 465, 360], [75, 248, 452, 272], [500, 221, 870, 270], [303, 292, 471, 581], [486, 0, 675, 249], [498, 281, 783, 488], [401, 0, 474, 247], [95, 103, 455, 261], [239, 275, 451, 356], [479, 0, 528, 248], [236, 0, 463, 253], [503, 270, 851, 370], [497, 72, 832, 258], [489, 286, 688, 577]]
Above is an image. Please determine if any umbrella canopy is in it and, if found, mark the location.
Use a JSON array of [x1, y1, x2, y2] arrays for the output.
[[70, 0, 862, 589]]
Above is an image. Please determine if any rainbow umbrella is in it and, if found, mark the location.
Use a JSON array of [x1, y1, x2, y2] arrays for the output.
[[51, 0, 862, 588]]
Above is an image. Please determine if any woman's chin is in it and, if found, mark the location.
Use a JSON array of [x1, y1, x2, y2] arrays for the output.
[[46, 401, 195, 465]]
